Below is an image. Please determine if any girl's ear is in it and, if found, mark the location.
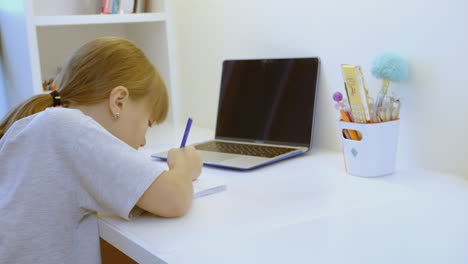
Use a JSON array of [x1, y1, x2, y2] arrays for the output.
[[108, 86, 129, 117]]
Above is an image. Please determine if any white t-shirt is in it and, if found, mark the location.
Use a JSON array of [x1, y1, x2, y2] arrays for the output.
[[0, 108, 164, 264]]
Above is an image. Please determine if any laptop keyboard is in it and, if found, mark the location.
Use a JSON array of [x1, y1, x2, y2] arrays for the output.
[[193, 141, 297, 158]]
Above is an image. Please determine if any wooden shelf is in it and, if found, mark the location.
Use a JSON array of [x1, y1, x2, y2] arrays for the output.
[[34, 13, 166, 26]]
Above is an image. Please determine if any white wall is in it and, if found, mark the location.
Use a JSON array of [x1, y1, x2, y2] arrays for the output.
[[172, 0, 468, 177]]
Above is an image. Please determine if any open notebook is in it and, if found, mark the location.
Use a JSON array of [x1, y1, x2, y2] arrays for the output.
[[193, 178, 226, 198]]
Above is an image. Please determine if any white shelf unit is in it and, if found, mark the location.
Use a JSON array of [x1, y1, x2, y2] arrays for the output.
[[0, 0, 180, 125], [34, 13, 167, 26]]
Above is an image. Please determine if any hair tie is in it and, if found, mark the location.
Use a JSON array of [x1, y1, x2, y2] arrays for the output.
[[50, 90, 61, 107]]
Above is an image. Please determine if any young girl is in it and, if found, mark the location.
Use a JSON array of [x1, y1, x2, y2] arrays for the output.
[[0, 37, 202, 263]]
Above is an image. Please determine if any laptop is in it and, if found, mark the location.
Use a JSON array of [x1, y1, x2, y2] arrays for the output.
[[152, 57, 320, 170]]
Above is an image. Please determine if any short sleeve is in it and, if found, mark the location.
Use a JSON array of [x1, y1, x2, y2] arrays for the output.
[[72, 118, 165, 220]]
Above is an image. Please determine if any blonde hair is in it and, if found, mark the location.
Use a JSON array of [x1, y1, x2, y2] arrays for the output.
[[0, 37, 168, 139]]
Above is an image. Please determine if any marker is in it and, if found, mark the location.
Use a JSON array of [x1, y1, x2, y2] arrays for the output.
[[391, 99, 401, 120], [180, 118, 193, 148], [333, 92, 359, 140]]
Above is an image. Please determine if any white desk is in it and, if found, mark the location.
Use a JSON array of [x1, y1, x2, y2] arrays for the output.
[[98, 126, 468, 264]]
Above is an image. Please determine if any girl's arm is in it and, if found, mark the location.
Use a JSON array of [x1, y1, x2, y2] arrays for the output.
[[136, 146, 202, 217]]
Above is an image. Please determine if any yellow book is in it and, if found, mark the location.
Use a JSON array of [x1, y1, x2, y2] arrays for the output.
[[341, 65, 370, 123]]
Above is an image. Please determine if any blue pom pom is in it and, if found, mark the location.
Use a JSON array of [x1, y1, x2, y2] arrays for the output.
[[371, 52, 409, 82]]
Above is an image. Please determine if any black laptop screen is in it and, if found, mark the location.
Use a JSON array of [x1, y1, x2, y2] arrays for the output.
[[215, 58, 320, 147]]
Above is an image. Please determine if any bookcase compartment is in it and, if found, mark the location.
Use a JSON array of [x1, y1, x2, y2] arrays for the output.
[[33, 0, 166, 16]]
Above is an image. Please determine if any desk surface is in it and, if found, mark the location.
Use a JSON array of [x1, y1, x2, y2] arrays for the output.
[[99, 125, 468, 264]]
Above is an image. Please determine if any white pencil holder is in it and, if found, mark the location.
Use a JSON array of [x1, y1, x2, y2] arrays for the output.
[[339, 120, 400, 177]]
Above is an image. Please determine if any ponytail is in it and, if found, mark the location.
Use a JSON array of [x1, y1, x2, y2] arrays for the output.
[[0, 93, 54, 139]]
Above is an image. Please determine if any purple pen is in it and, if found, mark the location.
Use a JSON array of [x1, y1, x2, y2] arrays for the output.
[[180, 118, 193, 148]]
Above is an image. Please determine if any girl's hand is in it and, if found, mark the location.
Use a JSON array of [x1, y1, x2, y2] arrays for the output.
[[167, 146, 202, 181]]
